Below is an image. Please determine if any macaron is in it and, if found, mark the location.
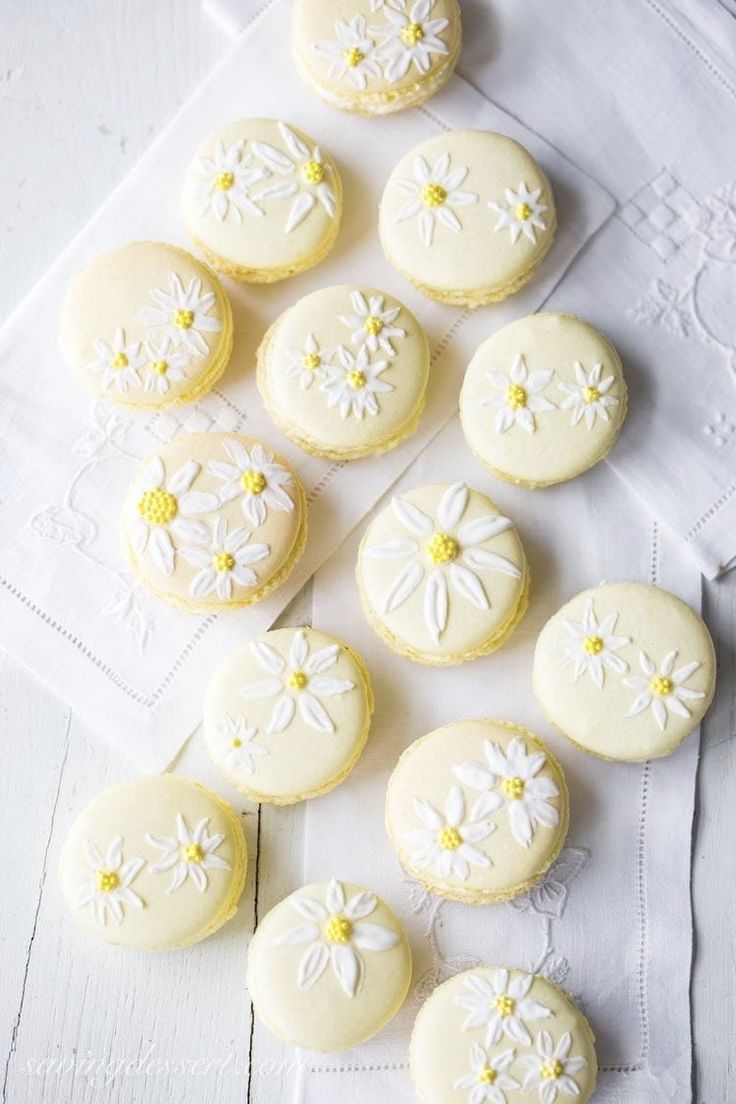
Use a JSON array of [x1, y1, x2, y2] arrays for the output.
[[247, 877, 412, 1051], [356, 480, 529, 665], [58, 775, 247, 950], [121, 432, 307, 613], [256, 283, 430, 460], [60, 241, 233, 408], [533, 582, 716, 762], [204, 626, 374, 804], [379, 130, 556, 307], [291, 0, 462, 115], [410, 966, 597, 1104], [385, 719, 569, 904], [460, 313, 628, 488], [182, 118, 342, 282]]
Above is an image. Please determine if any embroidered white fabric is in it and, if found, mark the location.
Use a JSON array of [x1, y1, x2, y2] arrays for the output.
[[0, 0, 612, 771]]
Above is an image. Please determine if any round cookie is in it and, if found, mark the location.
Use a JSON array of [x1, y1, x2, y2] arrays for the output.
[[379, 130, 556, 307], [357, 481, 529, 665], [533, 582, 716, 762], [60, 241, 233, 408], [410, 966, 597, 1104], [58, 775, 247, 950], [460, 313, 628, 488], [204, 626, 374, 804], [256, 284, 430, 460], [247, 877, 412, 1051], [182, 118, 342, 282], [385, 719, 569, 904], [291, 0, 462, 116], [121, 432, 307, 613]]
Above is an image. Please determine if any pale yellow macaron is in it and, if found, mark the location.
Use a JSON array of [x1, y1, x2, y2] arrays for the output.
[[291, 0, 462, 115], [460, 313, 628, 488], [247, 877, 412, 1051], [533, 582, 716, 762], [256, 283, 430, 460], [120, 432, 307, 613], [182, 118, 342, 282], [357, 480, 529, 665], [410, 966, 597, 1103], [385, 719, 569, 904], [204, 626, 374, 804], [60, 241, 233, 408], [379, 130, 556, 307], [58, 775, 247, 950]]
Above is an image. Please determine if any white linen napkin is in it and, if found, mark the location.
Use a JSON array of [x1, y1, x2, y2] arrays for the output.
[[0, 0, 612, 771]]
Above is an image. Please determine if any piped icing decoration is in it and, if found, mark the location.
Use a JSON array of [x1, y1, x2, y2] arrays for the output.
[[518, 1030, 587, 1102], [74, 837, 145, 926], [314, 16, 384, 90], [251, 123, 338, 234], [339, 290, 407, 357], [623, 650, 705, 731], [403, 784, 495, 880], [141, 337, 193, 396], [364, 481, 521, 643], [453, 737, 560, 849], [489, 182, 549, 245], [146, 813, 231, 894], [482, 354, 556, 435], [558, 597, 630, 688], [393, 152, 479, 246], [453, 1043, 520, 1104], [128, 455, 217, 577], [286, 332, 335, 390], [456, 970, 553, 1047], [213, 715, 267, 775], [321, 344, 394, 419], [136, 272, 222, 357], [241, 628, 355, 734], [207, 439, 295, 528], [87, 327, 145, 396], [559, 361, 620, 430], [179, 517, 270, 601], [192, 138, 270, 223], [273, 877, 399, 998]]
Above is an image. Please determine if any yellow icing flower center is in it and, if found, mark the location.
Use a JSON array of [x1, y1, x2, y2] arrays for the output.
[[289, 670, 308, 691], [583, 635, 604, 655], [216, 171, 235, 191], [401, 21, 425, 45], [173, 308, 195, 330], [427, 532, 459, 564], [302, 159, 325, 184], [344, 46, 364, 67], [541, 1060, 564, 1081], [302, 352, 322, 372], [230, 737, 242, 749], [515, 202, 533, 221], [421, 182, 447, 208], [502, 776, 525, 800], [494, 995, 516, 1017], [478, 1067, 497, 1085], [213, 551, 235, 573], [241, 469, 266, 495], [96, 869, 120, 893], [364, 315, 384, 337], [150, 359, 168, 376], [349, 369, 367, 390], [506, 383, 528, 409], [111, 352, 129, 369], [584, 386, 601, 404], [183, 842, 204, 864], [438, 825, 462, 851], [651, 676, 673, 697], [137, 488, 178, 526], [326, 914, 353, 943]]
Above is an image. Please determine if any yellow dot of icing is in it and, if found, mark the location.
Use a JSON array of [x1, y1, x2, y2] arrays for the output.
[[478, 1067, 498, 1085], [583, 386, 601, 404], [400, 21, 425, 46], [302, 352, 322, 372], [438, 825, 462, 851], [348, 369, 367, 390], [173, 308, 195, 330], [506, 383, 528, 410], [96, 869, 120, 893], [502, 776, 525, 800], [364, 315, 384, 337], [344, 46, 364, 67], [150, 359, 168, 376], [111, 352, 129, 370], [515, 202, 533, 221], [213, 551, 235, 573], [421, 182, 448, 208], [183, 842, 204, 864], [241, 469, 266, 495], [289, 670, 308, 691], [494, 995, 516, 1017], [137, 488, 178, 526], [216, 171, 235, 191], [541, 1060, 564, 1081], [583, 635, 604, 655], [651, 676, 674, 697], [302, 159, 325, 185], [325, 914, 353, 943], [426, 531, 459, 565], [230, 737, 242, 749]]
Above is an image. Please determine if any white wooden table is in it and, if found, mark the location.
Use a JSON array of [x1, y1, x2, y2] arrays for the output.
[[0, 3, 733, 1100]]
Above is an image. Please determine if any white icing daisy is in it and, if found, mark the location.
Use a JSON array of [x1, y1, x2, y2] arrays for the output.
[[393, 152, 478, 246], [285, 332, 335, 391], [518, 1030, 587, 1103], [178, 517, 270, 601], [456, 970, 552, 1047], [136, 272, 222, 357], [489, 181, 548, 245], [74, 837, 145, 926], [314, 16, 384, 91], [86, 327, 144, 395], [371, 0, 406, 10], [364, 481, 521, 643], [141, 337, 192, 396], [453, 1043, 520, 1104], [482, 354, 556, 434], [559, 361, 619, 429], [403, 785, 495, 881], [252, 123, 338, 234], [339, 290, 406, 357], [192, 138, 270, 223], [372, 0, 450, 82], [623, 649, 705, 731], [241, 629, 355, 735], [273, 878, 399, 999], [454, 737, 560, 849], [146, 813, 231, 894], [127, 455, 217, 578], [213, 715, 267, 776], [321, 344, 393, 420], [559, 597, 630, 688], [207, 439, 294, 528]]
